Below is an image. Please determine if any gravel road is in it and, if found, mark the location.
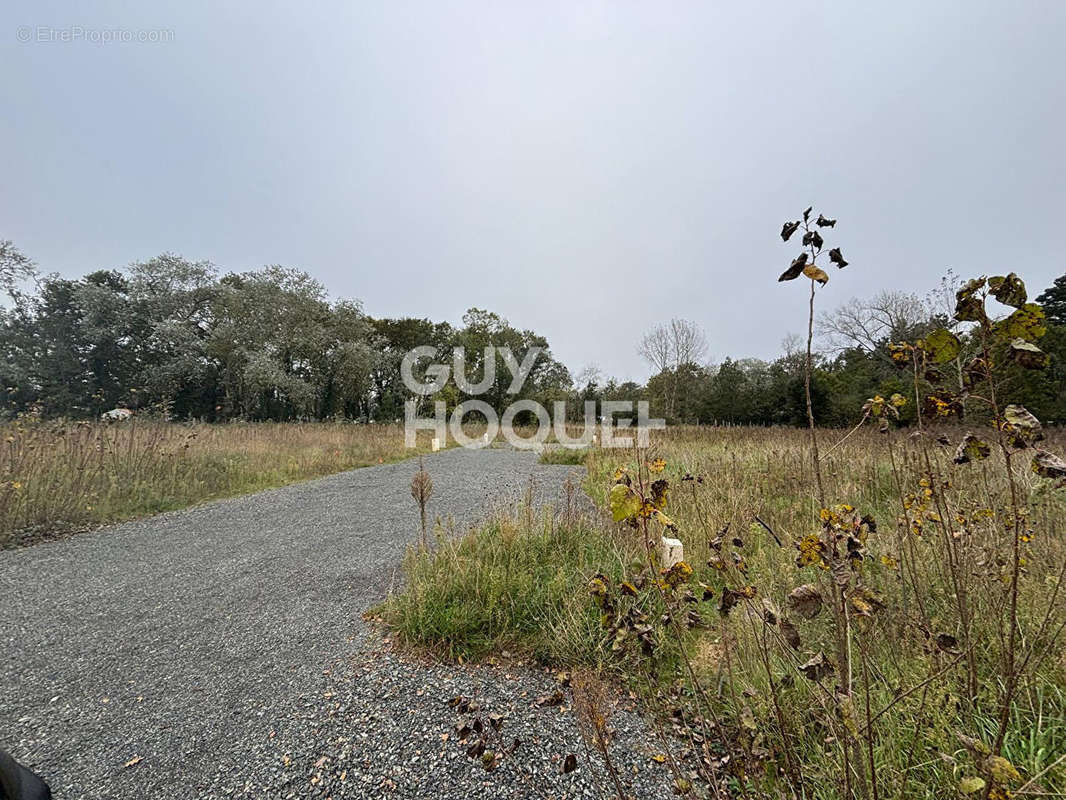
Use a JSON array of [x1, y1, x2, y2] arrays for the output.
[[1, 447, 675, 799]]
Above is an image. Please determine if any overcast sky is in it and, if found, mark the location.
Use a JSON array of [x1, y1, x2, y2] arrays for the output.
[[3, 1, 1064, 381]]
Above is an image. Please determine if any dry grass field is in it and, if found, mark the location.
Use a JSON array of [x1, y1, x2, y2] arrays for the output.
[[0, 418, 436, 547]]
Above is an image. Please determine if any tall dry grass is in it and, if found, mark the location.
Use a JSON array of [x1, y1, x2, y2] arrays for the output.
[[0, 417, 432, 546], [584, 424, 1066, 799], [385, 423, 1066, 798]]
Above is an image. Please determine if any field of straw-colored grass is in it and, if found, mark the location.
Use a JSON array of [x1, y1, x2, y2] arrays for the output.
[[0, 418, 433, 546]]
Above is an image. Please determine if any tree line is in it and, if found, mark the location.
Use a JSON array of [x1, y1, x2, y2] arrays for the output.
[[0, 248, 571, 422], [635, 275, 1066, 427], [3, 241, 1066, 427]]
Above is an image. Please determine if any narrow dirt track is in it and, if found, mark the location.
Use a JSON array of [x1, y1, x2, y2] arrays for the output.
[[1, 448, 673, 799]]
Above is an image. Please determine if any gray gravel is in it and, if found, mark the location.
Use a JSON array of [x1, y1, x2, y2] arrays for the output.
[[1, 447, 674, 799]]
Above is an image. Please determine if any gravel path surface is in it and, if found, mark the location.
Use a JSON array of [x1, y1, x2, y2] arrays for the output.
[[1, 448, 674, 799]]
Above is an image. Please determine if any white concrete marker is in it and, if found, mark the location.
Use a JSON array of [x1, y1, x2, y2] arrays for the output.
[[661, 536, 684, 570], [431, 437, 440, 452]]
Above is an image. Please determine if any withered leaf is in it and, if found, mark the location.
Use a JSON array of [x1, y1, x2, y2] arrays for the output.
[[448, 695, 474, 713], [994, 303, 1046, 341], [779, 618, 801, 649], [924, 390, 964, 419], [761, 597, 780, 625], [955, 277, 988, 323], [831, 560, 852, 589], [1003, 404, 1043, 446], [802, 229, 824, 249], [718, 587, 755, 615], [828, 247, 848, 268], [799, 652, 834, 682], [563, 753, 578, 773], [988, 273, 1027, 308], [649, 478, 669, 509], [803, 206, 812, 221], [780, 220, 801, 242], [935, 632, 958, 651], [816, 214, 836, 227], [787, 584, 823, 619], [1010, 338, 1048, 369], [1032, 449, 1066, 479], [803, 265, 829, 285], [778, 253, 809, 282], [535, 689, 565, 708], [953, 434, 991, 465]]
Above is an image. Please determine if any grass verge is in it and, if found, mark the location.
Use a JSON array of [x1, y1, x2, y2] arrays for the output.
[[381, 509, 642, 665]]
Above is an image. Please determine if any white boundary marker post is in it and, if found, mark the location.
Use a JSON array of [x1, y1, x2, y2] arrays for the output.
[[660, 536, 684, 569]]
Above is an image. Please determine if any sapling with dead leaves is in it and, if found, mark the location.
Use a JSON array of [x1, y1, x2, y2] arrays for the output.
[[779, 207, 871, 799], [410, 457, 433, 549], [778, 206, 847, 504]]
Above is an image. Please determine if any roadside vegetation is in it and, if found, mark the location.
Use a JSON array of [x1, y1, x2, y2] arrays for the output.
[[0, 419, 435, 547], [386, 423, 1066, 799], [539, 446, 590, 465], [383, 216, 1066, 799]]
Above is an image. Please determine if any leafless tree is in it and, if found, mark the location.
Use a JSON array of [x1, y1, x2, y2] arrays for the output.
[[779, 333, 806, 374], [819, 290, 932, 359], [926, 269, 964, 327], [574, 363, 603, 389], [669, 318, 708, 368], [638, 325, 673, 374], [638, 318, 709, 418]]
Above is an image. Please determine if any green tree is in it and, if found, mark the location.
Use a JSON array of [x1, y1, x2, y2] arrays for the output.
[[1036, 274, 1066, 326], [0, 240, 37, 300]]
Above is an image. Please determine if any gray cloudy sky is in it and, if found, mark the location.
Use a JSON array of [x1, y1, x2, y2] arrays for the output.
[[3, 1, 1064, 381]]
